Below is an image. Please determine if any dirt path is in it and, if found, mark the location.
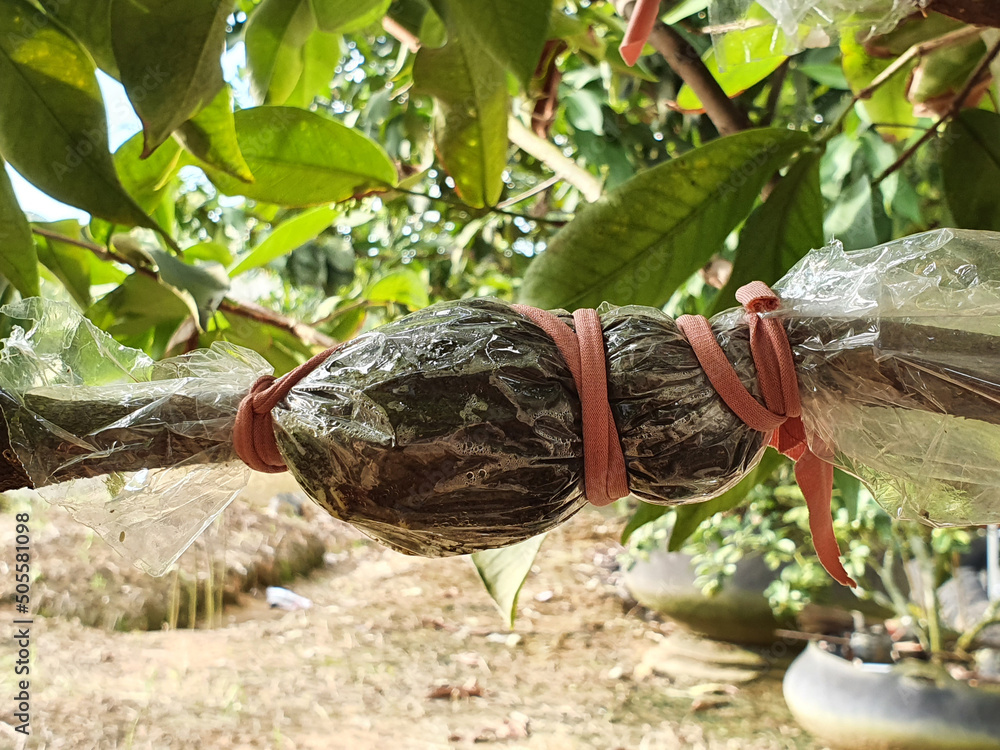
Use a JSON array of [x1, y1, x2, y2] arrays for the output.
[[1, 478, 822, 750]]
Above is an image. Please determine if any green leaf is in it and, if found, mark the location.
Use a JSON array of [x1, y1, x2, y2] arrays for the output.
[[621, 500, 669, 545], [519, 128, 811, 310], [184, 241, 234, 266], [710, 152, 823, 315], [33, 221, 93, 308], [445, 0, 553, 88], [676, 52, 786, 113], [175, 86, 253, 183], [148, 249, 229, 328], [244, 0, 315, 105], [824, 176, 877, 251], [0, 0, 164, 230], [471, 534, 546, 629], [565, 89, 605, 135], [0, 163, 40, 297], [199, 107, 398, 207], [366, 268, 429, 309], [310, 0, 391, 33], [663, 0, 710, 25], [207, 311, 316, 375], [230, 205, 339, 276], [795, 63, 850, 90], [87, 272, 192, 339], [37, 0, 118, 76], [841, 34, 917, 143], [113, 132, 183, 212], [110, 0, 233, 154], [284, 28, 342, 109], [669, 449, 785, 552], [413, 28, 508, 208], [942, 109, 1000, 232]]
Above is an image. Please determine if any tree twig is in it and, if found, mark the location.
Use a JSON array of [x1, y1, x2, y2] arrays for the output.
[[29, 228, 334, 349], [614, 1, 750, 135], [507, 117, 604, 202], [873, 37, 1000, 186]]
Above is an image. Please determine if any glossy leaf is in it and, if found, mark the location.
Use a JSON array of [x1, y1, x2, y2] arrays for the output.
[[201, 107, 398, 206], [175, 86, 253, 183], [519, 129, 811, 310], [38, 0, 118, 76], [244, 0, 315, 105], [710, 152, 823, 315], [669, 450, 786, 552], [471, 533, 546, 628], [841, 34, 917, 143], [366, 268, 430, 309], [110, 0, 233, 155], [149, 249, 229, 328], [942, 109, 1000, 232], [113, 133, 183, 212], [676, 53, 786, 113], [446, 0, 553, 87], [413, 29, 508, 208], [310, 0, 391, 33], [621, 499, 669, 545], [0, 163, 40, 297], [230, 205, 339, 276], [34, 221, 94, 308], [285, 28, 342, 109], [87, 272, 193, 339], [0, 0, 162, 230], [184, 241, 234, 266]]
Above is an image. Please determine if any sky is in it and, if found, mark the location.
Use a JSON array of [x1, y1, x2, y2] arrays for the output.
[[8, 44, 250, 223]]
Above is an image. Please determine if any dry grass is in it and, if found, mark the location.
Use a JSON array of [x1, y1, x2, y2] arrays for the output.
[[0, 475, 824, 750]]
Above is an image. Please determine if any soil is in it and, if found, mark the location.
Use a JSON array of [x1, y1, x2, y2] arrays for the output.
[[0, 474, 825, 750]]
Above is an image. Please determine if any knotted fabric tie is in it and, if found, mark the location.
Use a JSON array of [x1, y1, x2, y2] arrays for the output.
[[233, 346, 337, 473], [511, 305, 630, 507], [676, 282, 856, 588]]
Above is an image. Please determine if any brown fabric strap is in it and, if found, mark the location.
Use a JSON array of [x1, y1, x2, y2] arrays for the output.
[[233, 346, 337, 473], [511, 304, 630, 507], [676, 283, 856, 588]]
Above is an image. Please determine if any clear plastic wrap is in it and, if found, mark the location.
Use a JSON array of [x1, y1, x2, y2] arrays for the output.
[[2, 229, 1000, 574], [709, 0, 919, 62]]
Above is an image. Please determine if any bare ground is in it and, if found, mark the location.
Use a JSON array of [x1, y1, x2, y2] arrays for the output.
[[0, 475, 824, 750]]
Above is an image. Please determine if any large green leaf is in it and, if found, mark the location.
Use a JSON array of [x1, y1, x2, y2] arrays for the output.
[[199, 107, 398, 206], [445, 0, 553, 87], [310, 0, 391, 33], [413, 28, 508, 208], [244, 0, 315, 105], [148, 249, 229, 328], [366, 268, 430, 309], [841, 34, 917, 143], [87, 272, 192, 339], [38, 0, 118, 76], [110, 0, 233, 154], [230, 205, 339, 276], [284, 28, 342, 108], [0, 163, 39, 297], [34, 221, 94, 309], [113, 133, 183, 212], [710, 152, 823, 315], [519, 128, 811, 310], [669, 449, 786, 552], [621, 499, 669, 546], [942, 109, 1000, 232], [0, 0, 163, 230], [471, 534, 546, 629], [175, 86, 254, 183]]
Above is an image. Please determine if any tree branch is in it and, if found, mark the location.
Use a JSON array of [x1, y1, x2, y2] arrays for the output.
[[29, 228, 334, 349], [614, 0, 750, 135], [507, 117, 604, 202]]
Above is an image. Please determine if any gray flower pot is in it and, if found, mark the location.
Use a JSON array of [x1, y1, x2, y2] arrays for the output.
[[783, 643, 1000, 750]]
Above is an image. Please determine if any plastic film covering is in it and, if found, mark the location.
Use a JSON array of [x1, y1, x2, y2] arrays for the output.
[[709, 0, 919, 62], [2, 229, 1000, 572], [0, 298, 270, 574]]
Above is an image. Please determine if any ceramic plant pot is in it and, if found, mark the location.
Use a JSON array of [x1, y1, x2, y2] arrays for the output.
[[783, 642, 1000, 750]]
